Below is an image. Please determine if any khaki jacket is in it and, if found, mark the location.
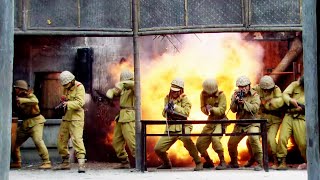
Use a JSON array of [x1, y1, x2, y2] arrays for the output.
[[230, 89, 261, 121], [253, 85, 284, 118], [283, 81, 305, 119], [62, 81, 85, 121], [17, 93, 45, 128], [200, 90, 227, 120], [108, 80, 135, 123], [162, 93, 192, 132]]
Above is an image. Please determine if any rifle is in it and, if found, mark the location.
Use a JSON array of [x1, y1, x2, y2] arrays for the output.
[[236, 90, 245, 101], [165, 101, 188, 120], [287, 102, 305, 115], [94, 89, 115, 106], [297, 102, 305, 111], [55, 100, 67, 117]]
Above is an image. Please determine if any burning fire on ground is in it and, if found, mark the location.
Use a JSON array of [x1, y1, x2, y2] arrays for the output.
[[108, 33, 267, 166]]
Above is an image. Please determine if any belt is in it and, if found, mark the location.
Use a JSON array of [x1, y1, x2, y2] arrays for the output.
[[22, 113, 41, 120], [120, 106, 135, 110]]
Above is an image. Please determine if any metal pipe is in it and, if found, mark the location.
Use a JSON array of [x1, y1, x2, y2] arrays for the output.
[[184, 0, 188, 26], [132, 0, 142, 171], [14, 30, 133, 36], [138, 27, 302, 36], [302, 0, 319, 179], [270, 37, 303, 82], [0, 0, 14, 179], [26, 27, 133, 32], [22, 0, 28, 31], [14, 27, 302, 37]]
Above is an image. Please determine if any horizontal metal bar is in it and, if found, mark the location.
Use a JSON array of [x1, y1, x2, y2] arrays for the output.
[[14, 30, 133, 36], [139, 24, 244, 32], [142, 119, 267, 125], [268, 72, 294, 75], [138, 27, 302, 36], [145, 133, 262, 136], [26, 27, 133, 32], [249, 24, 302, 27], [14, 27, 302, 36]]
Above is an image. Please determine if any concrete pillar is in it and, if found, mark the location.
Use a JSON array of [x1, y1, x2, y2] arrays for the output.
[[0, 0, 14, 179], [302, 0, 320, 179]]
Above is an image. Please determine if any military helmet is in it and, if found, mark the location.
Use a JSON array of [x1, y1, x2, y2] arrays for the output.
[[259, 75, 275, 89], [202, 78, 218, 94], [59, 71, 75, 85], [171, 77, 184, 91], [120, 70, 134, 81], [13, 80, 29, 90], [236, 75, 251, 87]]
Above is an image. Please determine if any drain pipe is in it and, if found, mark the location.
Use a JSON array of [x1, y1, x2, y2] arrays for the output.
[[270, 37, 303, 82]]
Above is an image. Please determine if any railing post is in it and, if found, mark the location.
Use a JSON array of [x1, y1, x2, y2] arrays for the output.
[[261, 121, 269, 172]]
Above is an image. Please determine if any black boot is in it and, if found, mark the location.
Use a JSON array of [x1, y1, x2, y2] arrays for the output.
[[271, 155, 278, 169], [203, 155, 215, 168], [244, 157, 255, 167]]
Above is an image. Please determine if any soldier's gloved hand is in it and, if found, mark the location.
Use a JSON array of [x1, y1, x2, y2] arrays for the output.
[[165, 102, 174, 114], [168, 100, 175, 110], [164, 105, 170, 113], [62, 101, 68, 108]]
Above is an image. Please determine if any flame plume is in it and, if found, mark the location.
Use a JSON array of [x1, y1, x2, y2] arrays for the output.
[[108, 33, 265, 166]]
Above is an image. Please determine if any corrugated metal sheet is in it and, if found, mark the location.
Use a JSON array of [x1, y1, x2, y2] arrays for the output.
[[250, 0, 300, 25], [14, 0, 302, 33], [188, 0, 243, 26], [80, 0, 131, 28], [29, 0, 78, 28], [140, 0, 185, 28]]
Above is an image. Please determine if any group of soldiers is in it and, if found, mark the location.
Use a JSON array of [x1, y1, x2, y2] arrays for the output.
[[10, 69, 306, 173], [153, 74, 306, 171], [11, 71, 87, 173]]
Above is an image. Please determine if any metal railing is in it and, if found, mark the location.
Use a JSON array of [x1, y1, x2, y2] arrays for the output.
[[140, 119, 268, 172]]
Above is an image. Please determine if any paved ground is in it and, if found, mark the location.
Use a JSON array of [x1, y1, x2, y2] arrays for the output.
[[9, 162, 307, 180]]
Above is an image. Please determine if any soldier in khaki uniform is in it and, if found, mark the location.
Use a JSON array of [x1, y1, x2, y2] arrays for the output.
[[277, 76, 306, 170], [245, 75, 284, 169], [154, 78, 203, 171], [227, 75, 263, 171], [10, 80, 51, 169], [106, 70, 135, 169], [55, 71, 86, 173], [196, 78, 227, 170]]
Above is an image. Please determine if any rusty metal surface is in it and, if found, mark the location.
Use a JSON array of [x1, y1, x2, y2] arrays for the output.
[[250, 0, 301, 25]]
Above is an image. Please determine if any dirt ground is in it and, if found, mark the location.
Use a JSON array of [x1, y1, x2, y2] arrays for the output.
[[9, 162, 307, 180]]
